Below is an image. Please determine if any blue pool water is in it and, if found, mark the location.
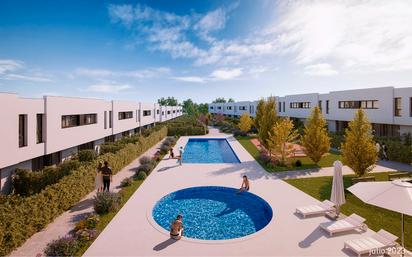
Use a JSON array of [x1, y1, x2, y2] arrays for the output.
[[152, 186, 273, 240], [182, 138, 240, 163]]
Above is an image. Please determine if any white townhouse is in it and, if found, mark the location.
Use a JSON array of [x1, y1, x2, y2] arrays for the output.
[[0, 93, 183, 194], [209, 86, 412, 137]]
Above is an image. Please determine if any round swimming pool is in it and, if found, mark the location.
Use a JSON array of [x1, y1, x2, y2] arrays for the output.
[[152, 186, 273, 240]]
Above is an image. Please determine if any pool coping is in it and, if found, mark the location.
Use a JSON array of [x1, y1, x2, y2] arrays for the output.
[[182, 137, 241, 164], [145, 186, 274, 245]]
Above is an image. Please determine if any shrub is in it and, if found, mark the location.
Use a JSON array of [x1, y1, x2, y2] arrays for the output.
[[295, 160, 302, 167], [139, 156, 153, 165], [259, 150, 271, 164], [93, 192, 121, 215], [74, 228, 97, 243], [160, 144, 170, 154], [100, 144, 123, 154], [233, 129, 247, 137], [0, 126, 168, 256], [137, 163, 153, 174], [44, 236, 80, 257], [120, 177, 133, 187], [13, 160, 82, 196], [136, 171, 147, 180], [78, 150, 97, 162]]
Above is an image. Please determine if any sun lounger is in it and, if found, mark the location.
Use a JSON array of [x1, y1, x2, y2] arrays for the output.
[[344, 229, 398, 257], [319, 213, 367, 236], [295, 200, 335, 218]]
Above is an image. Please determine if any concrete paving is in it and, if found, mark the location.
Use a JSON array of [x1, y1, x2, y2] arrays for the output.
[[10, 140, 166, 257], [84, 129, 405, 256]]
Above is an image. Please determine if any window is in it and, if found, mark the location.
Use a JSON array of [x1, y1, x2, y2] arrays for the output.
[[217, 106, 222, 110], [167, 110, 171, 114], [143, 110, 151, 116], [290, 102, 311, 109], [226, 106, 232, 110], [338, 100, 379, 109], [19, 114, 27, 147], [173, 110, 176, 113], [118, 111, 133, 120], [104, 111, 107, 129], [394, 97, 402, 117], [239, 106, 246, 111], [279, 102, 282, 112], [162, 111, 165, 115], [283, 102, 285, 112], [109, 111, 112, 128], [410, 97, 412, 117], [210, 106, 214, 110], [318, 101, 322, 112], [156, 109, 160, 115], [326, 100, 329, 114], [36, 114, 44, 143], [62, 114, 97, 128]]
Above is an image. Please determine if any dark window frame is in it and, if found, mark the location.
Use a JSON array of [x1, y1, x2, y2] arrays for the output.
[[61, 114, 97, 128], [19, 114, 27, 147], [118, 111, 133, 120]]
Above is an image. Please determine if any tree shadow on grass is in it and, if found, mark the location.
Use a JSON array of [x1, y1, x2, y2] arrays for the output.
[[153, 238, 178, 251]]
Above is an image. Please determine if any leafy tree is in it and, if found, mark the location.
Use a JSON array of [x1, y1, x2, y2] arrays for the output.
[[301, 107, 330, 164], [182, 99, 197, 116], [212, 97, 226, 103], [258, 97, 277, 148], [158, 97, 178, 106], [341, 109, 377, 177], [197, 103, 209, 114], [228, 98, 235, 102], [255, 99, 265, 132], [267, 118, 299, 165], [238, 113, 253, 133]]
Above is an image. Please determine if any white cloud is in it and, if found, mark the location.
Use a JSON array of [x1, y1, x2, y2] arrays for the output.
[[274, 0, 412, 72], [4, 73, 53, 82], [73, 67, 170, 79], [84, 83, 132, 93], [108, 5, 134, 26], [171, 76, 206, 83], [0, 59, 23, 74], [303, 63, 338, 76], [210, 68, 243, 80]]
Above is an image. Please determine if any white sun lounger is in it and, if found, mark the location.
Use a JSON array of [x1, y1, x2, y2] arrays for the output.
[[295, 200, 335, 218], [344, 229, 398, 257], [319, 213, 367, 236]]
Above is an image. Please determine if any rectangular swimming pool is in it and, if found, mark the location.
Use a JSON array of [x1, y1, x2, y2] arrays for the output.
[[182, 138, 240, 163]]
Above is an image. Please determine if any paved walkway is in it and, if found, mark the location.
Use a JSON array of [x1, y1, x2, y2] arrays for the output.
[[10, 139, 166, 257], [84, 129, 409, 256]]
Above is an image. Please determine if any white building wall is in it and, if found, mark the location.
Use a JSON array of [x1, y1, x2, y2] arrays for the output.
[[140, 102, 155, 126], [0, 93, 45, 168]]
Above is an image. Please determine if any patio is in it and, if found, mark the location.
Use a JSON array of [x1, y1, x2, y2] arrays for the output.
[[84, 129, 381, 256]]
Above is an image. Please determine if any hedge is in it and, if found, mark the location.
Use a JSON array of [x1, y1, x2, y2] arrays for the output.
[[0, 126, 167, 256], [162, 115, 207, 136]]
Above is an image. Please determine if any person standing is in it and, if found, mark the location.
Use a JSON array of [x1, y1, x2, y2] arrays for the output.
[[101, 161, 113, 192], [178, 146, 184, 166], [169, 147, 175, 159], [95, 162, 103, 192], [382, 142, 388, 160]]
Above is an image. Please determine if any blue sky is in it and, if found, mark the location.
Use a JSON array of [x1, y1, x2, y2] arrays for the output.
[[1, 0, 412, 103]]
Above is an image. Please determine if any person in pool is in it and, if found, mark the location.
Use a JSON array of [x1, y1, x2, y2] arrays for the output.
[[170, 214, 184, 240], [238, 175, 250, 193]]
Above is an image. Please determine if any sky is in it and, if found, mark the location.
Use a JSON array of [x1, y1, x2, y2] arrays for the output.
[[1, 0, 412, 103]]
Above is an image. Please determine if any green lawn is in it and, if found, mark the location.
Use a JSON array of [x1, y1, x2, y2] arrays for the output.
[[236, 136, 341, 172], [285, 172, 411, 250], [75, 179, 144, 255]]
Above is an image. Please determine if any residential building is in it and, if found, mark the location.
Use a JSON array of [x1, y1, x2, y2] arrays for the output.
[[0, 93, 183, 194], [209, 86, 412, 137]]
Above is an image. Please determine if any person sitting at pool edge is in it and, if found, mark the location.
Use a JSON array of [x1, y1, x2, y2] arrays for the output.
[[170, 214, 184, 240], [238, 175, 250, 193]]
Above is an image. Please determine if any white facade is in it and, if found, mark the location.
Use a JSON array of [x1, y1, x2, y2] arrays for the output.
[[209, 86, 412, 136], [0, 93, 182, 193]]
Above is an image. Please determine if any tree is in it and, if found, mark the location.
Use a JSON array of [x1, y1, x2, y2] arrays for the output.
[[212, 97, 226, 103], [182, 99, 197, 116], [341, 109, 377, 177], [258, 97, 277, 148], [238, 113, 253, 133], [158, 97, 178, 106], [197, 103, 209, 114], [301, 107, 330, 164], [255, 99, 265, 132], [267, 118, 299, 165], [228, 98, 235, 102]]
